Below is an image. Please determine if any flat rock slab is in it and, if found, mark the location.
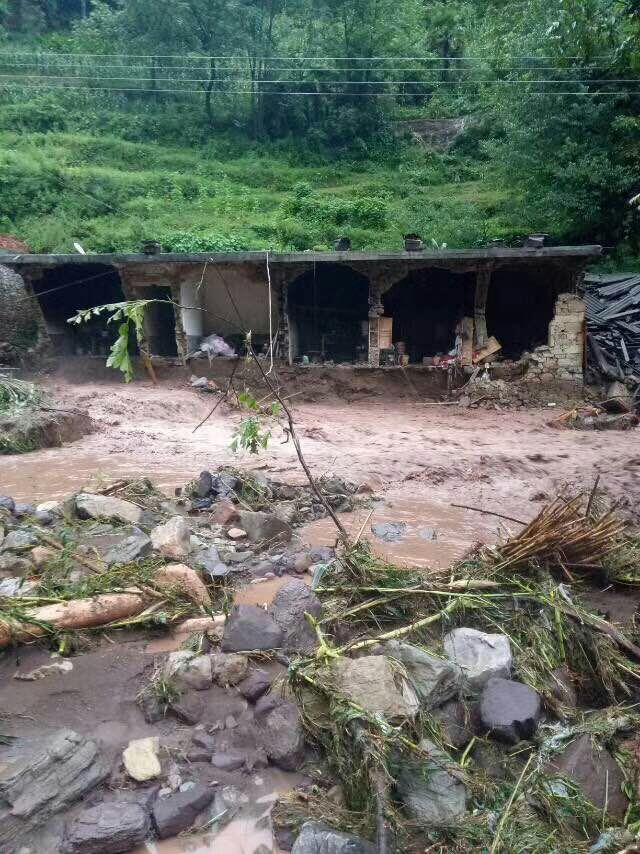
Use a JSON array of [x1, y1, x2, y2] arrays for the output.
[[548, 733, 629, 820], [76, 493, 153, 527], [480, 678, 541, 743], [222, 604, 284, 652], [292, 820, 376, 853], [0, 729, 108, 851], [443, 627, 512, 690], [62, 802, 150, 853], [152, 783, 215, 838], [268, 579, 322, 653], [82, 526, 151, 566], [396, 737, 467, 825], [334, 655, 419, 720]]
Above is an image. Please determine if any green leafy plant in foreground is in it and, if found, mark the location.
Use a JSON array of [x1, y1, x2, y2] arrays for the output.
[[68, 300, 151, 382], [231, 389, 280, 454]]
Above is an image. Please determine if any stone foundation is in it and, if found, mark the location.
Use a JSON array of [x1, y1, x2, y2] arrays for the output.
[[527, 293, 585, 382], [0, 264, 49, 361]]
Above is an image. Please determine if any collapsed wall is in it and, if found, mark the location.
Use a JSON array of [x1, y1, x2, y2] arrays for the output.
[[527, 293, 585, 382]]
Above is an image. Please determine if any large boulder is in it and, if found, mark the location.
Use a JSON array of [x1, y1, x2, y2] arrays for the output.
[[396, 738, 467, 825], [548, 734, 629, 820], [384, 641, 462, 708], [82, 526, 151, 566], [334, 656, 419, 720], [152, 783, 215, 838], [479, 678, 541, 744], [443, 628, 512, 690], [222, 604, 284, 652], [255, 696, 305, 771], [239, 510, 292, 544], [292, 821, 375, 854], [76, 493, 152, 526], [0, 729, 108, 851], [268, 579, 322, 653], [62, 802, 150, 853], [150, 516, 192, 559]]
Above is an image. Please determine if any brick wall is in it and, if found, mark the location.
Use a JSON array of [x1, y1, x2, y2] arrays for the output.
[[528, 293, 584, 382]]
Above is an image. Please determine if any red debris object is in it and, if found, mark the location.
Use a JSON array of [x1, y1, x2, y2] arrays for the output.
[[0, 235, 30, 253]]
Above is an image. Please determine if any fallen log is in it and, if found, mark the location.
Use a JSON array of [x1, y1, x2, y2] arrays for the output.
[[0, 591, 149, 648]]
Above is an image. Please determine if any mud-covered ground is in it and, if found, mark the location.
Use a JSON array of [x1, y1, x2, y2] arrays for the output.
[[1, 367, 638, 528]]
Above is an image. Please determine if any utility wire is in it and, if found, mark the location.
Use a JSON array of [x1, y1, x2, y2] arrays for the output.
[[3, 81, 638, 96], [1, 51, 623, 60]]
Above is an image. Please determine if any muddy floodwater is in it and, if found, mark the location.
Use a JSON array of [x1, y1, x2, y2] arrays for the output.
[[2, 375, 639, 528]]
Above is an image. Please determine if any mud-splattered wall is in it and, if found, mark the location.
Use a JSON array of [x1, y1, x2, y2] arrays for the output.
[[0, 264, 47, 359]]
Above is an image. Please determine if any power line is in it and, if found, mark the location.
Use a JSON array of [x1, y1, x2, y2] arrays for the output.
[[3, 81, 638, 96], [2, 72, 638, 86], [1, 50, 622, 61]]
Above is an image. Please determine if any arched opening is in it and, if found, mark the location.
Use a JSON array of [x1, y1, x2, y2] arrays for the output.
[[287, 264, 369, 363], [487, 266, 556, 360], [382, 268, 476, 363], [33, 263, 127, 356]]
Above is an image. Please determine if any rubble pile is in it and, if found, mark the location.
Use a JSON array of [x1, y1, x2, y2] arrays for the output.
[[1, 476, 640, 852], [583, 273, 640, 394]]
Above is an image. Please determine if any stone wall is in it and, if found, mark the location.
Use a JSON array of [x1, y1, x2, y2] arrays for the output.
[[527, 293, 585, 382], [0, 264, 48, 360]]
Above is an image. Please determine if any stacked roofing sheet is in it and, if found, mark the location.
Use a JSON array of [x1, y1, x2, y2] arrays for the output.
[[582, 273, 640, 381]]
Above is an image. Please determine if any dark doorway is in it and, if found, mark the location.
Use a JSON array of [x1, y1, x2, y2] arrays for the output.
[[287, 264, 369, 363], [487, 266, 556, 360], [382, 268, 475, 363], [33, 263, 125, 356], [144, 286, 178, 357]]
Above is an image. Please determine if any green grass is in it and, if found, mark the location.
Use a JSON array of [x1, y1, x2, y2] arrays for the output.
[[0, 104, 536, 254]]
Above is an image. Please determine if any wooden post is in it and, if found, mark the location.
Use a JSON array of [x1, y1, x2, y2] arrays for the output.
[[474, 265, 492, 348]]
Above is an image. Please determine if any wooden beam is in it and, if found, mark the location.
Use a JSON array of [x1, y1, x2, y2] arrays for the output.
[[474, 265, 492, 348]]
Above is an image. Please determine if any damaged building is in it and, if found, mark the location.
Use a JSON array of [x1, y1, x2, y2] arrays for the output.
[[2, 243, 600, 384]]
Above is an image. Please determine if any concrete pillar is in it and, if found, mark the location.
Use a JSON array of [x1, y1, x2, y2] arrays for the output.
[[367, 280, 384, 367], [180, 280, 204, 353]]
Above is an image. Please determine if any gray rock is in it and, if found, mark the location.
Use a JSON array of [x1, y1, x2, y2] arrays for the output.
[[152, 783, 215, 838], [13, 503, 35, 519], [83, 526, 151, 566], [197, 470, 214, 498], [211, 652, 248, 686], [168, 691, 204, 725], [0, 577, 38, 597], [396, 738, 467, 825], [0, 729, 109, 851], [76, 493, 152, 526], [237, 668, 273, 702], [443, 627, 512, 690], [222, 604, 284, 652], [384, 641, 461, 708], [239, 510, 292, 544], [214, 473, 240, 499], [0, 529, 38, 552], [34, 510, 54, 526], [150, 516, 192, 559], [548, 733, 629, 820], [165, 651, 212, 691], [432, 700, 477, 749], [191, 544, 223, 574], [211, 750, 247, 771], [371, 522, 406, 543], [334, 656, 419, 720], [291, 821, 375, 854], [255, 697, 305, 771], [479, 678, 541, 744], [62, 802, 150, 853], [0, 554, 34, 578], [192, 732, 217, 751], [0, 496, 15, 512], [268, 579, 322, 653]]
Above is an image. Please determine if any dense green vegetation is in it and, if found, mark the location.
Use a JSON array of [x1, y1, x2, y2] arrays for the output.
[[0, 0, 638, 260]]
